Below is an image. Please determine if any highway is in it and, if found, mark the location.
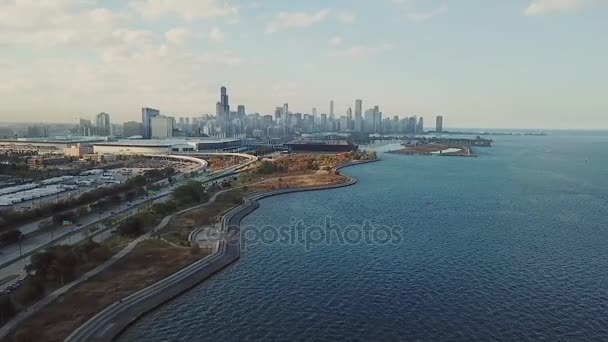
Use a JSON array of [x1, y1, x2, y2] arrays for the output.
[[0, 154, 247, 283], [65, 160, 375, 342]]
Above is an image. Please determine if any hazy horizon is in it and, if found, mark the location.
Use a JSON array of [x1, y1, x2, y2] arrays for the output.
[[1, 0, 607, 129]]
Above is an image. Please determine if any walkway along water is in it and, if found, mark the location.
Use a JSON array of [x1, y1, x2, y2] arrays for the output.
[[65, 159, 379, 342]]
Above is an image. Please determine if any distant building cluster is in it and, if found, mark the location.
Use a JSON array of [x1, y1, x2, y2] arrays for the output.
[[133, 86, 446, 140], [1, 86, 446, 145]]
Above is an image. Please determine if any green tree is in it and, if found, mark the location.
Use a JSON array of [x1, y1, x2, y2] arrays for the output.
[[0, 295, 16, 324], [0, 230, 22, 245]]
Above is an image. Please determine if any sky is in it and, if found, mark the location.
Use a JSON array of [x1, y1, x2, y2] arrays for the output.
[[0, 0, 607, 129]]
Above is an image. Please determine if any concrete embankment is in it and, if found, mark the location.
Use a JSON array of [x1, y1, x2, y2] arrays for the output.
[[65, 159, 379, 342]]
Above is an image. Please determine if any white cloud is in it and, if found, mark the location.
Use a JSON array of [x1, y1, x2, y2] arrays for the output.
[[329, 36, 344, 46], [130, 0, 238, 21], [209, 27, 225, 42], [0, 1, 139, 48], [330, 43, 395, 58], [265, 9, 331, 33], [525, 0, 598, 15], [337, 11, 357, 24], [165, 27, 194, 45], [391, 1, 448, 23], [407, 4, 448, 22]]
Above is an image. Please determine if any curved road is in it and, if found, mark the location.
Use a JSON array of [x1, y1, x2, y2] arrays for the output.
[[65, 160, 378, 342]]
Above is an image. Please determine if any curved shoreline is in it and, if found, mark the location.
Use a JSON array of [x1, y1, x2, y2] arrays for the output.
[[65, 159, 379, 342]]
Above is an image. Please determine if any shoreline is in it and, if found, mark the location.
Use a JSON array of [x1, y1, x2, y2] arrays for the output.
[[66, 158, 380, 342]]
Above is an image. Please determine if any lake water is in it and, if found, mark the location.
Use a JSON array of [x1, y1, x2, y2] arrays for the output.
[[120, 131, 608, 341]]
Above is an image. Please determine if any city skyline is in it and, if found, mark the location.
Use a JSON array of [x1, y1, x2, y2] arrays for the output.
[[1, 0, 607, 129]]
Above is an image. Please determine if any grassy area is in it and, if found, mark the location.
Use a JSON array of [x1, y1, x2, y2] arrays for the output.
[[8, 240, 206, 342]]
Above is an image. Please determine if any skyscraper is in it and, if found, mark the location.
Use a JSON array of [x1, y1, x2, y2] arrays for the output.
[[346, 107, 353, 130], [96, 112, 111, 136], [354, 99, 363, 132], [417, 117, 424, 134], [220, 86, 229, 118], [142, 107, 160, 139], [283, 103, 289, 117], [237, 105, 246, 117], [408, 116, 417, 133], [330, 100, 334, 117], [312, 107, 317, 117], [436, 115, 444, 133]]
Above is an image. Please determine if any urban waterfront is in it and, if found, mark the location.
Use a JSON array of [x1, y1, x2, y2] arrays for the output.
[[120, 131, 608, 341]]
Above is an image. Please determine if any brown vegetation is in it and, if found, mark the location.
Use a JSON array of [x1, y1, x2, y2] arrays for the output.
[[9, 240, 205, 342]]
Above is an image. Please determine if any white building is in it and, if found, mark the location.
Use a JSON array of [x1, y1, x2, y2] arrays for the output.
[[151, 116, 174, 139]]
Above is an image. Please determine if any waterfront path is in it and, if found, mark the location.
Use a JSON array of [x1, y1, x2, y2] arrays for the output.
[[65, 159, 378, 342], [0, 157, 259, 339]]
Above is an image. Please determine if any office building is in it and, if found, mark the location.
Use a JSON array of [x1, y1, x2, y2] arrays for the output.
[[436, 115, 444, 133], [354, 100, 363, 132], [330, 100, 334, 117], [142, 107, 160, 139], [417, 117, 424, 134], [27, 125, 49, 138], [220, 86, 230, 118], [78, 119, 93, 136], [151, 116, 174, 139], [96, 112, 111, 136], [123, 121, 143, 137]]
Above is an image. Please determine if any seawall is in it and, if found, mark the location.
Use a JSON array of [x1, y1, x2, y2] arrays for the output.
[[65, 159, 379, 342]]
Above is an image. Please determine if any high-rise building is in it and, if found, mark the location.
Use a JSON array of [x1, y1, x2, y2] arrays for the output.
[[346, 107, 353, 130], [275, 107, 283, 121], [96, 112, 111, 136], [330, 100, 334, 117], [408, 116, 417, 133], [417, 117, 424, 134], [436, 115, 444, 133], [123, 121, 143, 137], [78, 119, 93, 136], [283, 103, 289, 117], [312, 107, 317, 117], [216, 102, 223, 118], [142, 107, 160, 139], [320, 114, 328, 132], [151, 116, 174, 139], [220, 86, 230, 117], [237, 105, 245, 117], [354, 100, 363, 132], [27, 125, 48, 138]]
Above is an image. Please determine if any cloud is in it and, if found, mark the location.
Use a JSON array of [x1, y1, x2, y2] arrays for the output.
[[329, 36, 344, 46], [265, 9, 331, 33], [524, 0, 598, 15], [337, 11, 357, 24], [330, 43, 395, 58], [165, 27, 194, 45], [407, 4, 448, 22], [391, 1, 448, 23], [0, 1, 139, 48], [130, 0, 238, 21], [209, 27, 225, 42]]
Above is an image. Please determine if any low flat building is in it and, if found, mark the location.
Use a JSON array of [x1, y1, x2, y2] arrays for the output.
[[93, 138, 242, 155], [0, 137, 107, 154], [284, 140, 357, 153]]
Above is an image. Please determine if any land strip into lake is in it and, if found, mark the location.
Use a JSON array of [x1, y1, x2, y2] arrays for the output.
[[389, 137, 492, 157], [3, 151, 377, 342]]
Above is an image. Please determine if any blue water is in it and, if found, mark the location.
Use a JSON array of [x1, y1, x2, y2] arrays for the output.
[[120, 132, 608, 341]]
